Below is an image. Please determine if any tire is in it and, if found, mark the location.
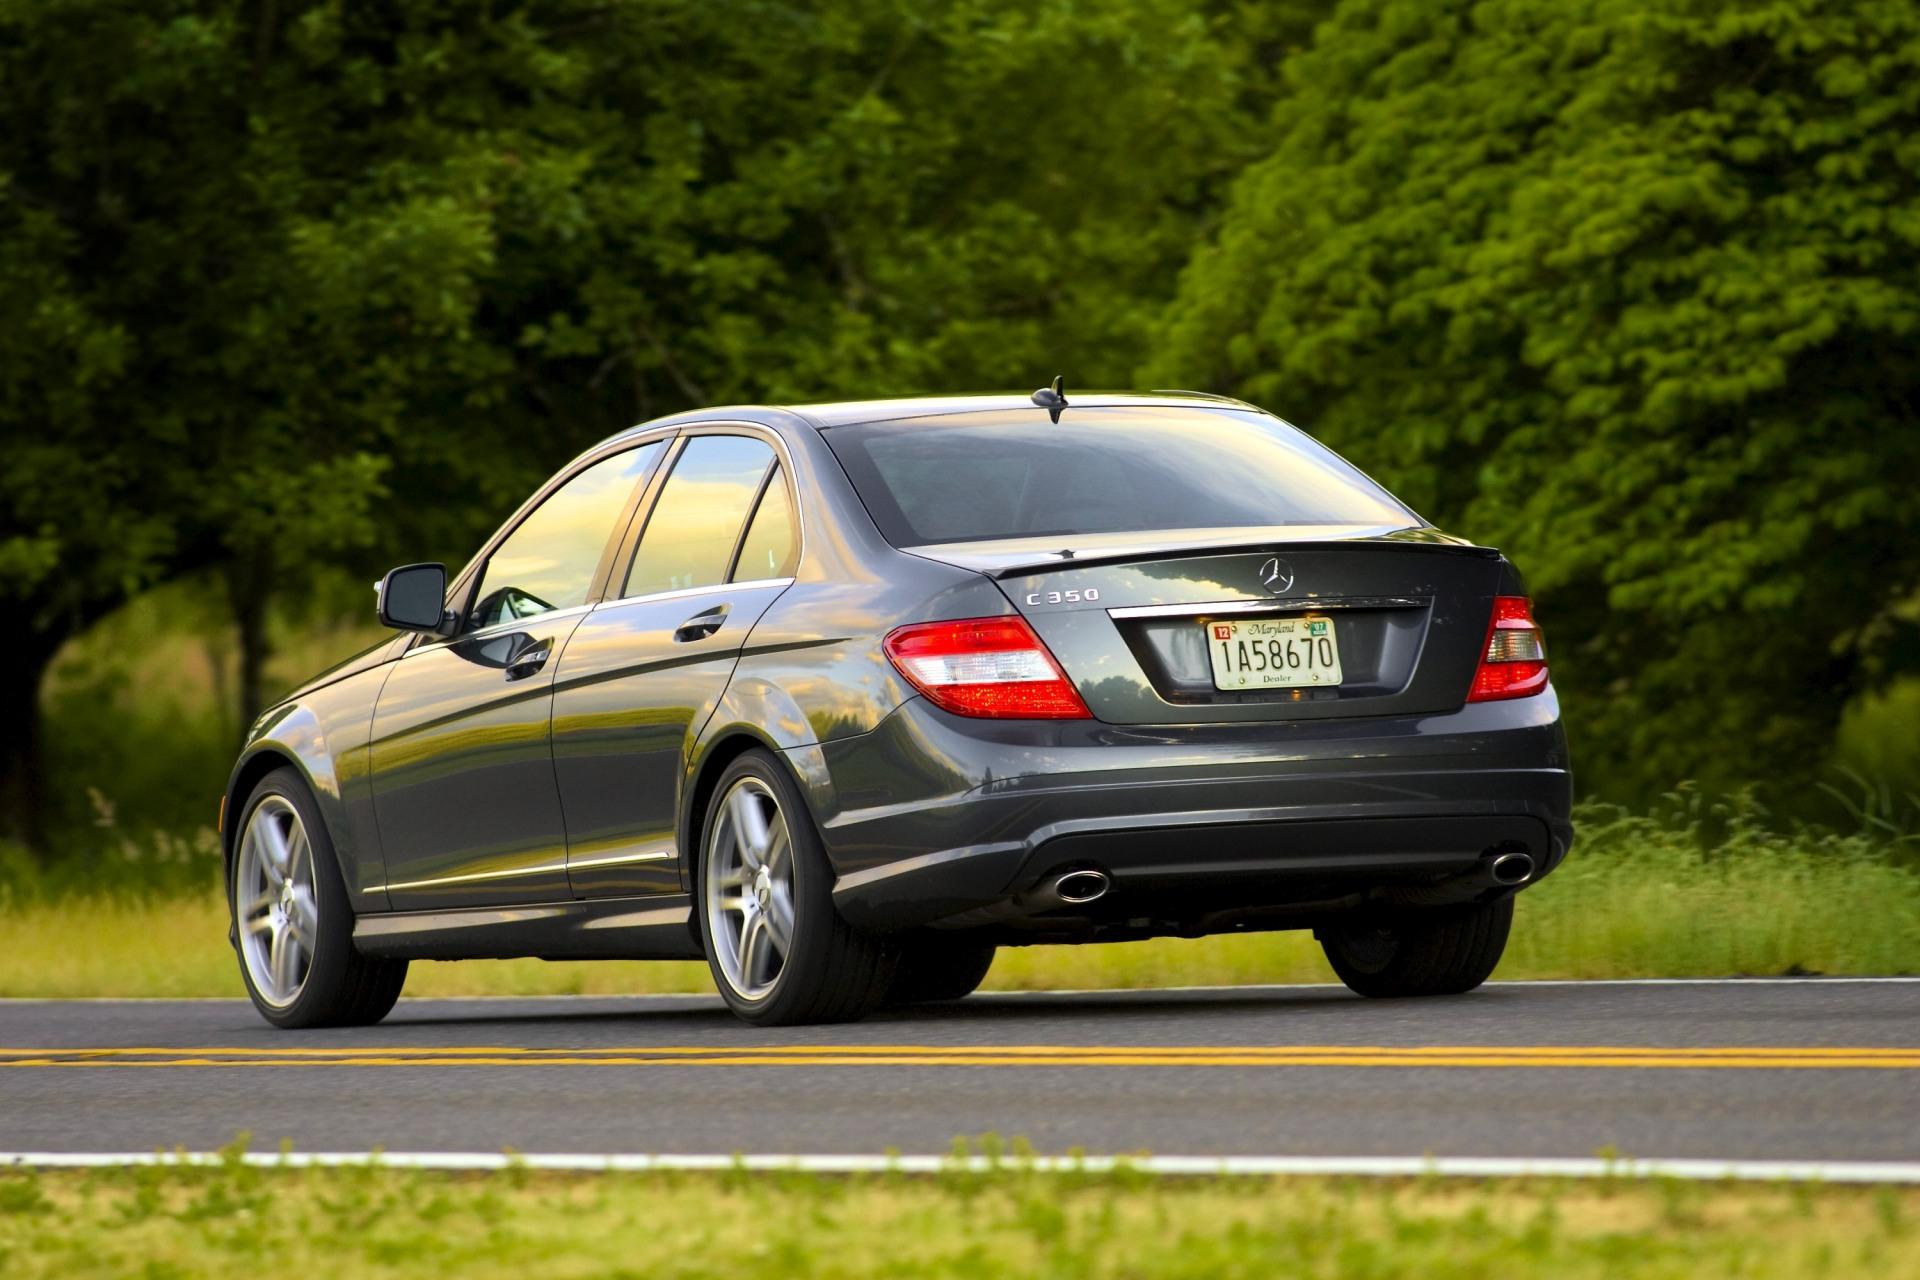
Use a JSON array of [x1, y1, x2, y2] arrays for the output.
[[1317, 896, 1514, 998], [696, 749, 896, 1026], [886, 938, 996, 1006], [230, 767, 408, 1029]]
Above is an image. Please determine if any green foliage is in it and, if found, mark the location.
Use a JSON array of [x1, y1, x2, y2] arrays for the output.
[[1836, 679, 1920, 819], [0, 0, 1318, 845], [7, 0, 1919, 841], [1, 0, 1296, 582], [1152, 0, 1920, 798], [25, 572, 384, 848]]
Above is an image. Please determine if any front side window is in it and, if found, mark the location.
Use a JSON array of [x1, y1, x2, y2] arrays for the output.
[[623, 435, 777, 597], [468, 442, 663, 631]]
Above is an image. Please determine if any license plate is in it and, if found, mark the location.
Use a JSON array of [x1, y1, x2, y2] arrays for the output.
[[1205, 615, 1342, 690]]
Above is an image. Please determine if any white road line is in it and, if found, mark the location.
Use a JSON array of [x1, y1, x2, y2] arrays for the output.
[[0, 977, 1914, 1004], [4, 1150, 1919, 1183], [980, 977, 1920, 997]]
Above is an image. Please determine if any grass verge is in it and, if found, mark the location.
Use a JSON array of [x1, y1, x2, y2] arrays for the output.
[[1, 1161, 1916, 1278], [2, 795, 1914, 998]]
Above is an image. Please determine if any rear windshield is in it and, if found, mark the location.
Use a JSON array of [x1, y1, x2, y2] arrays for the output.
[[822, 407, 1417, 546]]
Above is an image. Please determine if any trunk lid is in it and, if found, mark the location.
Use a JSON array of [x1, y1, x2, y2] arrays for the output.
[[908, 528, 1503, 725]]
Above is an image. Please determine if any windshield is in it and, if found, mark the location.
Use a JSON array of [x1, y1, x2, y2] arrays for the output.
[[822, 406, 1417, 546]]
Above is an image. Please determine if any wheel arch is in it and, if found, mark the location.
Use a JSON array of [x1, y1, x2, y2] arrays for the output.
[[678, 728, 787, 893], [222, 700, 357, 896], [224, 748, 308, 863]]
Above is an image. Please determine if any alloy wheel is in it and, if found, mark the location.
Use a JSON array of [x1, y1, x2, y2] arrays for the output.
[[704, 777, 796, 1000], [235, 794, 319, 1008]]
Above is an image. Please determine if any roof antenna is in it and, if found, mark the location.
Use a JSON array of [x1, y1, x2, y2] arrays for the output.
[[1030, 375, 1068, 423]]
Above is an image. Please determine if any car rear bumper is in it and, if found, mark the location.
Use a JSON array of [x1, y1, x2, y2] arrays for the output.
[[806, 690, 1574, 933]]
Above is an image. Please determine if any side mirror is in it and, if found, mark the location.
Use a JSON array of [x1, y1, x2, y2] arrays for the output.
[[376, 563, 454, 634]]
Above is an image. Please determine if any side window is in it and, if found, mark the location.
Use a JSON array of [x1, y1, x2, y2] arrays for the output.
[[467, 442, 662, 632], [623, 436, 776, 598], [732, 466, 798, 582]]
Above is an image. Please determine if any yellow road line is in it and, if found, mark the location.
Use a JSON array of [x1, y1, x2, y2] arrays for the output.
[[1, 1057, 1911, 1069], [1, 1045, 1916, 1070], [3, 1043, 1914, 1059]]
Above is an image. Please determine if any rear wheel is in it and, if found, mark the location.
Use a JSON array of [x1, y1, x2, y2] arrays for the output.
[[231, 768, 407, 1028], [1317, 897, 1513, 998], [886, 938, 996, 1005], [697, 750, 896, 1025]]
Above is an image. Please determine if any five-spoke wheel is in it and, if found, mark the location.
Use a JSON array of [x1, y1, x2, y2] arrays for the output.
[[236, 794, 320, 1007], [696, 750, 896, 1024], [229, 768, 409, 1028], [704, 777, 797, 1000]]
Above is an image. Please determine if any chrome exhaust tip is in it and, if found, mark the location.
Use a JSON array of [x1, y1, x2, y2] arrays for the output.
[[1489, 851, 1536, 886], [1053, 869, 1111, 904]]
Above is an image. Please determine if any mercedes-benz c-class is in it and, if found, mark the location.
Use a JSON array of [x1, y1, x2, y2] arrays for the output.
[[222, 389, 1572, 1026]]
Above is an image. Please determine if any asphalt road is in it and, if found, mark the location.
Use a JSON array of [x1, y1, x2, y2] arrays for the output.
[[3, 979, 1916, 1162]]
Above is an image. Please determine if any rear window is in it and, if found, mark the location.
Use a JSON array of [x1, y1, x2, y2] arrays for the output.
[[822, 407, 1416, 546]]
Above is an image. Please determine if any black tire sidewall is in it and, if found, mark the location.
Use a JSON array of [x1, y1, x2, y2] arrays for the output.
[[1322, 896, 1514, 998], [887, 937, 997, 1005]]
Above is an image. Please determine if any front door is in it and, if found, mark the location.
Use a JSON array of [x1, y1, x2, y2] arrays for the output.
[[553, 432, 801, 897], [369, 440, 667, 909]]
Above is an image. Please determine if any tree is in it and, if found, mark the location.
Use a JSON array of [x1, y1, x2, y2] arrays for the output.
[[1151, 0, 1920, 798], [0, 1, 545, 843], [1, 0, 1314, 849]]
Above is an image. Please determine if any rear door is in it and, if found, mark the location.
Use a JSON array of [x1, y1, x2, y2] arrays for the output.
[[552, 429, 800, 898]]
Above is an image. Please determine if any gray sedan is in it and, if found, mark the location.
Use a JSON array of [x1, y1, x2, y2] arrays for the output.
[[221, 389, 1572, 1027]]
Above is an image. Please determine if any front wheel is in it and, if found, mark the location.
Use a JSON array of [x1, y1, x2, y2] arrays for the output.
[[231, 767, 408, 1028], [1317, 896, 1514, 998], [697, 750, 896, 1025]]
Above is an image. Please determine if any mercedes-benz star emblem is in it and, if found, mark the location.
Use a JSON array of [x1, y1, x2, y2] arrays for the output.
[[1259, 556, 1295, 594]]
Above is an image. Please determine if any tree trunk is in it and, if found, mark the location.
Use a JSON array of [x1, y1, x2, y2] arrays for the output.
[[226, 548, 274, 739], [0, 635, 60, 854]]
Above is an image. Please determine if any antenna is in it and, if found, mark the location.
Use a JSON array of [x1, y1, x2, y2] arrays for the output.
[[1030, 375, 1068, 423]]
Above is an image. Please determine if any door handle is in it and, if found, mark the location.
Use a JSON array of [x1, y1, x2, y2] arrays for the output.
[[674, 606, 729, 643], [503, 645, 551, 681]]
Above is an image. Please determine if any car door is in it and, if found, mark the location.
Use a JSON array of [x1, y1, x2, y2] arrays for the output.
[[368, 439, 668, 910], [552, 429, 801, 898]]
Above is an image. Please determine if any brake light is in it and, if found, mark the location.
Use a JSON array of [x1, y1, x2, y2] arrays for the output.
[[1468, 595, 1549, 702], [883, 616, 1092, 719]]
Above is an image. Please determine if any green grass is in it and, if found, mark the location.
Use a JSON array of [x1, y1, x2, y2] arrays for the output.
[[2, 1160, 1916, 1278], [2, 793, 1914, 998]]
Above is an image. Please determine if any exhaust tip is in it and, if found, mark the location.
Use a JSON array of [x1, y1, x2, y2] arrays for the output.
[[1054, 869, 1110, 904], [1489, 851, 1536, 886]]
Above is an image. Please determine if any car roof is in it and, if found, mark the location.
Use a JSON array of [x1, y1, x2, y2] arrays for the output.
[[594, 390, 1263, 452], [783, 390, 1258, 428]]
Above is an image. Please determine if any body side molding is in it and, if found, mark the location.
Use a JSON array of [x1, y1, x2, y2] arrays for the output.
[[353, 895, 702, 961]]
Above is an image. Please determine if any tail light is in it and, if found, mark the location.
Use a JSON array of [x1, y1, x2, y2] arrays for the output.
[[883, 616, 1092, 719], [1468, 595, 1549, 702]]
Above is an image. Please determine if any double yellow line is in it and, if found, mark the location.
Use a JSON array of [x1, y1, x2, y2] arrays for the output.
[[2, 1044, 1916, 1070]]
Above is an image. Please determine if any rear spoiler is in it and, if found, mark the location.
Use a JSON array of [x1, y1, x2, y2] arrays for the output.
[[902, 527, 1497, 578]]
